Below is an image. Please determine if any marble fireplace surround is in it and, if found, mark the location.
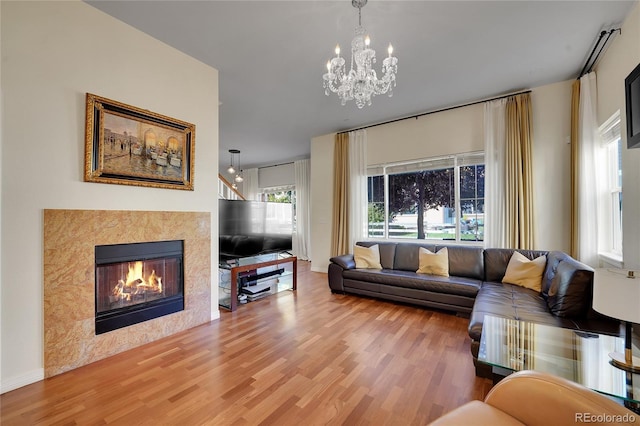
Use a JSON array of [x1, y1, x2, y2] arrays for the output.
[[43, 209, 212, 378]]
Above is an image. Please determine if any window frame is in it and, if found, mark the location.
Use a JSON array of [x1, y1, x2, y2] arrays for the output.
[[598, 111, 623, 261], [367, 152, 485, 244]]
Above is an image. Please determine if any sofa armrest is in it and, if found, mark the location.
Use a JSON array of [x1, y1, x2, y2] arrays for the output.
[[328, 263, 345, 292], [429, 401, 524, 426], [546, 256, 594, 318], [327, 254, 355, 293], [330, 254, 356, 270], [484, 370, 639, 425]]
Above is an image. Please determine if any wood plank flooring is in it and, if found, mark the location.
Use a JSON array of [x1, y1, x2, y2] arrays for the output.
[[1, 262, 492, 425]]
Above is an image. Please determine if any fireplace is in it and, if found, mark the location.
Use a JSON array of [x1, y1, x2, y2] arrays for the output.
[[95, 240, 184, 335]]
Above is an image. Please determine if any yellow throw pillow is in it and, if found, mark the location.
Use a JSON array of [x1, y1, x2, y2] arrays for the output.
[[354, 244, 383, 269], [416, 247, 449, 277], [502, 251, 547, 292]]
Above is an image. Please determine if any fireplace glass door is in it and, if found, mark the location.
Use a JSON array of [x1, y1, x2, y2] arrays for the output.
[[96, 257, 181, 313], [95, 240, 184, 334]]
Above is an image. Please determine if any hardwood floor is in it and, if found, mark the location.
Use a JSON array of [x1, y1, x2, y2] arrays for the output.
[[1, 262, 492, 425]]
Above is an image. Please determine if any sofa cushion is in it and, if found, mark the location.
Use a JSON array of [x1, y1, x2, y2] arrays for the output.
[[417, 247, 449, 276], [468, 282, 576, 342], [357, 241, 396, 269], [354, 244, 383, 269], [502, 251, 546, 292], [394, 243, 437, 271], [343, 268, 481, 298], [437, 245, 485, 280], [484, 249, 549, 283], [542, 251, 567, 298]]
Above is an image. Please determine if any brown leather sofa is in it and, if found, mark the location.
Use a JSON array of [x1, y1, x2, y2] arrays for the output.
[[328, 241, 619, 377], [429, 370, 640, 426], [329, 242, 485, 313]]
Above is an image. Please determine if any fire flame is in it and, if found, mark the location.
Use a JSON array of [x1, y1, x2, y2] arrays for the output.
[[111, 261, 162, 302]]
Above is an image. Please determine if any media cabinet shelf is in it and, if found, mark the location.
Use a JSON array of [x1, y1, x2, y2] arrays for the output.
[[218, 252, 297, 311]]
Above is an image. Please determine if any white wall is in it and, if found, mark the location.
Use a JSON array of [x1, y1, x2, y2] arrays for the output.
[[595, 2, 640, 269], [1, 1, 219, 392], [531, 80, 573, 252], [367, 103, 484, 165], [310, 82, 575, 271], [259, 163, 295, 189], [310, 134, 335, 272]]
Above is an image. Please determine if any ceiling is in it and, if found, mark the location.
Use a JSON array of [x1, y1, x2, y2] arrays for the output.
[[86, 0, 636, 172]]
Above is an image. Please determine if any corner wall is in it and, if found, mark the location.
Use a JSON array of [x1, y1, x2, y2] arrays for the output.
[[595, 2, 640, 269], [1, 1, 219, 392]]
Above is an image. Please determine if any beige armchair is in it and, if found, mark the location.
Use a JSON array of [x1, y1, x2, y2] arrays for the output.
[[429, 370, 639, 426]]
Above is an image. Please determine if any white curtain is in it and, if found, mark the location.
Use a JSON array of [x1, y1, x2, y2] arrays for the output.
[[243, 168, 260, 201], [348, 129, 368, 248], [484, 98, 507, 248], [576, 72, 605, 267], [293, 159, 311, 261]]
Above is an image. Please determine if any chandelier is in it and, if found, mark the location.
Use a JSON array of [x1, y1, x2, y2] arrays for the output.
[[323, 0, 398, 108]]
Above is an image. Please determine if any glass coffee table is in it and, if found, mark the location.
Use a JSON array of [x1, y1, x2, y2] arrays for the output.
[[478, 315, 639, 411]]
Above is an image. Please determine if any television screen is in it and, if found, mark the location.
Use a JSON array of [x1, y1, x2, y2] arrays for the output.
[[219, 199, 293, 260], [625, 62, 640, 148]]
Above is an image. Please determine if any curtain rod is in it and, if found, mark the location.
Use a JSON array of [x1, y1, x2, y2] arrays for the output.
[[258, 161, 294, 170], [339, 89, 532, 134], [578, 28, 621, 79]]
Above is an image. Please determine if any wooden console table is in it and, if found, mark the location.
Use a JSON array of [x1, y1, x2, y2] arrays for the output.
[[219, 253, 297, 311]]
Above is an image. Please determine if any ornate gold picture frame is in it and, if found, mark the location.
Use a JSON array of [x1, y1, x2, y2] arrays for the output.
[[85, 93, 195, 190]]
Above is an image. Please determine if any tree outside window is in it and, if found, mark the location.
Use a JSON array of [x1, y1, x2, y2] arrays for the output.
[[265, 191, 293, 204], [388, 169, 454, 239]]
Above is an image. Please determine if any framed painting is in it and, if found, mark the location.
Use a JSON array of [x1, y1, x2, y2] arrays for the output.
[[84, 93, 195, 190]]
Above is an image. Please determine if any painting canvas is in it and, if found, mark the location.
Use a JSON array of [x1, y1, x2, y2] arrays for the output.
[[85, 93, 195, 190]]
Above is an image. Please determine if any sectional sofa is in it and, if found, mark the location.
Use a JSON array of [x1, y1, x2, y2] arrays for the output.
[[328, 241, 620, 377]]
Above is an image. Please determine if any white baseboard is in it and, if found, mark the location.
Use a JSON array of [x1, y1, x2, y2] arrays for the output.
[[310, 266, 327, 273], [1, 368, 44, 394], [211, 309, 220, 321]]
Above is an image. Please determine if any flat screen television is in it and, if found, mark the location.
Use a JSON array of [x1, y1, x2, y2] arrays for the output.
[[625, 61, 640, 149], [218, 199, 293, 261]]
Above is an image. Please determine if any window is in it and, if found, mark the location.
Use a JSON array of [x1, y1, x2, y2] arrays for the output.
[[459, 164, 485, 241], [367, 175, 385, 238], [260, 187, 296, 233], [599, 112, 623, 257], [367, 153, 484, 242]]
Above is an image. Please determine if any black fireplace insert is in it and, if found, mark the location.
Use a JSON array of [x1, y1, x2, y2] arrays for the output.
[[95, 240, 184, 334]]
